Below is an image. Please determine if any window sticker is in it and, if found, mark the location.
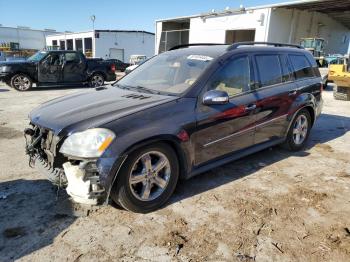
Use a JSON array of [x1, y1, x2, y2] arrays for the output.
[[187, 55, 213, 61]]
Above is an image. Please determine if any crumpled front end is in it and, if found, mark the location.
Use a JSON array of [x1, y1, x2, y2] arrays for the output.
[[63, 161, 105, 205], [24, 124, 107, 205]]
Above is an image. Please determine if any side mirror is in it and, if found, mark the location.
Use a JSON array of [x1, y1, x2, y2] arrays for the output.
[[203, 90, 229, 105]]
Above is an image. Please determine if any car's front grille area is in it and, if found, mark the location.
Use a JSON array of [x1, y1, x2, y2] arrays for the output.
[[25, 124, 62, 168]]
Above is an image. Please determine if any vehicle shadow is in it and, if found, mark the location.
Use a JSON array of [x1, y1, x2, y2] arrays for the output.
[[0, 179, 78, 261], [169, 112, 349, 205]]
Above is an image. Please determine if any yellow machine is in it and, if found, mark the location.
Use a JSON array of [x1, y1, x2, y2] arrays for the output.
[[300, 38, 325, 58], [328, 56, 350, 101]]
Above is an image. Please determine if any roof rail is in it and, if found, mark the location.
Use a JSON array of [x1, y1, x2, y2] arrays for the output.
[[169, 43, 226, 51], [227, 41, 304, 51]]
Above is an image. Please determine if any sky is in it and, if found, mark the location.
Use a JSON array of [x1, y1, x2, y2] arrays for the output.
[[0, 0, 294, 33]]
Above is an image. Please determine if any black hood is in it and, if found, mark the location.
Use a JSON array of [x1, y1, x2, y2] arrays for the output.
[[29, 86, 177, 135]]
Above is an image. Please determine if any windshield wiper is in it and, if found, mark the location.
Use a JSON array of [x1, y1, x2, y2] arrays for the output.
[[133, 85, 161, 95], [114, 83, 131, 90]]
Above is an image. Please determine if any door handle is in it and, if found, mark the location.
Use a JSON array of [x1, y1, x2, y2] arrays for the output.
[[245, 104, 257, 111]]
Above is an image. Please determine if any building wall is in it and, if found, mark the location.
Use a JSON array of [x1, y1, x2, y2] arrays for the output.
[[46, 31, 95, 55], [268, 8, 350, 54], [155, 22, 163, 54], [188, 8, 270, 44], [94, 31, 154, 62], [46, 31, 155, 62], [0, 26, 56, 50]]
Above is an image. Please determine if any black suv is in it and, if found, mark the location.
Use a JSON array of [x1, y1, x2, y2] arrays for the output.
[[24, 42, 323, 212]]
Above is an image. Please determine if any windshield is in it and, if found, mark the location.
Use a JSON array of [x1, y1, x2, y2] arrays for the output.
[[27, 51, 48, 62], [116, 52, 215, 95]]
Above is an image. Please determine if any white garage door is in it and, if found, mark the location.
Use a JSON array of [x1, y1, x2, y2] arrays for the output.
[[109, 48, 124, 61]]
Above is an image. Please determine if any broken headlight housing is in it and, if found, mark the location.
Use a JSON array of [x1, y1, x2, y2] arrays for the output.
[[60, 128, 115, 158]]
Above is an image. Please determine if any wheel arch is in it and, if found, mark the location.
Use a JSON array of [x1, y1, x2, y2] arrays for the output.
[[119, 135, 189, 180], [10, 71, 34, 81], [285, 104, 315, 137], [103, 134, 189, 204], [89, 70, 106, 80]]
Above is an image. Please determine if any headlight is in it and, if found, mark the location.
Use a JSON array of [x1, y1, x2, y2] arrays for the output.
[[60, 128, 115, 158]]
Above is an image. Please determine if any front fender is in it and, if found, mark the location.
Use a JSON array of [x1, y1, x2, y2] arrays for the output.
[[96, 134, 191, 203]]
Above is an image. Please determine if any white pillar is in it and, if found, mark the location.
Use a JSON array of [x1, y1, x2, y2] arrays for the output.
[[82, 38, 85, 54]]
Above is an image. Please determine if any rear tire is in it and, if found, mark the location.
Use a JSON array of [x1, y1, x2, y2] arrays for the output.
[[111, 143, 179, 213], [282, 109, 311, 151], [333, 86, 350, 101], [11, 73, 33, 91], [89, 73, 105, 87]]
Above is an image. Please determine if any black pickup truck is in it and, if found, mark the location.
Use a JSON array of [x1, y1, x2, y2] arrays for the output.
[[0, 51, 116, 91]]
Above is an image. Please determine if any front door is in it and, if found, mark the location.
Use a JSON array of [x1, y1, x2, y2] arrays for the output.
[[62, 52, 85, 82], [38, 53, 62, 82], [193, 55, 258, 166]]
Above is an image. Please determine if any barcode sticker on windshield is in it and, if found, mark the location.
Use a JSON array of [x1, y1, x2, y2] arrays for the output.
[[187, 55, 213, 61]]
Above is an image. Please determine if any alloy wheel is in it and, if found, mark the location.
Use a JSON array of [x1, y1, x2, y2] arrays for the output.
[[13, 75, 31, 90], [91, 75, 104, 87], [292, 114, 308, 145], [128, 151, 171, 201]]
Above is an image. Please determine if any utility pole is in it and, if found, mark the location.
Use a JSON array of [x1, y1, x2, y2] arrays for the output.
[[90, 15, 96, 31]]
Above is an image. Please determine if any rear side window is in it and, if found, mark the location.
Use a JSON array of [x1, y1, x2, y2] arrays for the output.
[[255, 55, 283, 87], [289, 54, 314, 79]]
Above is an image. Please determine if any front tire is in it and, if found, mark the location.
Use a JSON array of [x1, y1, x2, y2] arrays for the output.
[[111, 143, 179, 213], [89, 73, 105, 87], [283, 109, 311, 151], [11, 73, 33, 91]]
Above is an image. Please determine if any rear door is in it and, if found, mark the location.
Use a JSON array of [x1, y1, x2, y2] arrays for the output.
[[62, 52, 86, 82], [38, 53, 62, 83], [193, 54, 259, 166], [253, 52, 298, 144]]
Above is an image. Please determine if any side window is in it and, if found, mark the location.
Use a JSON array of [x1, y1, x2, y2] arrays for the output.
[[208, 56, 251, 97], [255, 55, 283, 87], [65, 52, 80, 63], [43, 53, 61, 66], [289, 54, 314, 79]]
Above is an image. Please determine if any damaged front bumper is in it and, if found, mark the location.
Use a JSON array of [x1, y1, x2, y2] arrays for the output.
[[24, 124, 111, 206], [63, 161, 105, 205]]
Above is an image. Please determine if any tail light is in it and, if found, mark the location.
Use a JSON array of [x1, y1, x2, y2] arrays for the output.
[[111, 64, 116, 72]]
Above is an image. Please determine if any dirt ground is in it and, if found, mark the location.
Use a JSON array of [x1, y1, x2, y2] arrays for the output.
[[0, 82, 349, 262]]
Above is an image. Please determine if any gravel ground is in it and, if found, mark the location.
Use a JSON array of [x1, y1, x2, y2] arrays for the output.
[[0, 83, 349, 262]]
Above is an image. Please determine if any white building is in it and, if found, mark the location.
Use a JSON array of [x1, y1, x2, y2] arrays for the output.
[[0, 25, 57, 50], [155, 0, 350, 55], [46, 30, 155, 62]]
